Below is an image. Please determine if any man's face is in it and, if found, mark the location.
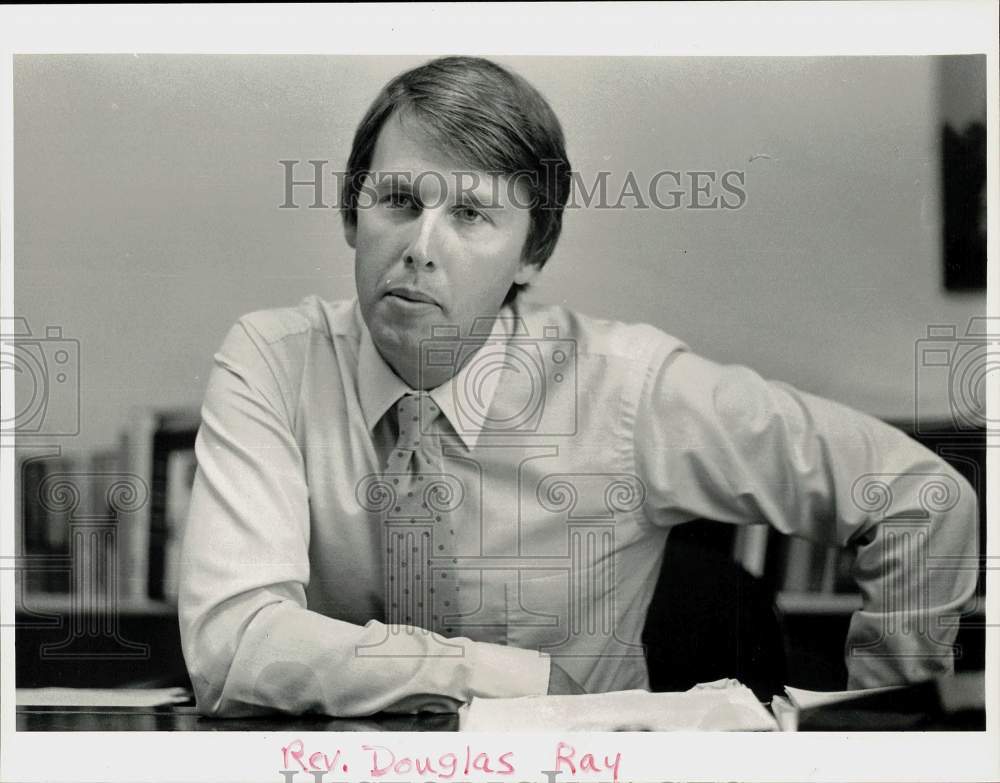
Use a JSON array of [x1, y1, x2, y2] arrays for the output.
[[347, 112, 536, 389]]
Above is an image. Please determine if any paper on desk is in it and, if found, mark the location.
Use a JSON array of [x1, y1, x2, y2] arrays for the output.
[[769, 695, 798, 732], [459, 683, 778, 732], [783, 684, 906, 710], [16, 687, 192, 708]]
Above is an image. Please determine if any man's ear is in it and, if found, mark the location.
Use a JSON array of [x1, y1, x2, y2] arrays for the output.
[[514, 260, 540, 286], [343, 219, 357, 249]]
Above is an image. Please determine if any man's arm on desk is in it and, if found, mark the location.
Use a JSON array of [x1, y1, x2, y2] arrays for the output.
[[178, 320, 550, 717], [635, 350, 978, 689]]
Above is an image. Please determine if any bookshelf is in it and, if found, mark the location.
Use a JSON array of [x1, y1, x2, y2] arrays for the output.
[[17, 407, 201, 606], [18, 593, 176, 616], [776, 592, 863, 615], [15, 407, 201, 688]]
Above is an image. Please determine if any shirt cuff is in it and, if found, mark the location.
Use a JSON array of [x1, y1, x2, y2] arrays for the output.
[[466, 642, 551, 698]]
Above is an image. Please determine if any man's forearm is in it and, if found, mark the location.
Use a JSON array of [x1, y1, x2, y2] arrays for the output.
[[181, 586, 551, 717], [844, 471, 978, 688]]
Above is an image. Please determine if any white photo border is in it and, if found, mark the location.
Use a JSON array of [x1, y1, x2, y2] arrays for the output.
[[1, 3, 997, 782]]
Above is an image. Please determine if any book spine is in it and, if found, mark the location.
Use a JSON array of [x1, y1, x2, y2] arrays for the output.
[[782, 537, 815, 593], [818, 546, 839, 594], [833, 549, 857, 593], [121, 411, 157, 600], [147, 426, 170, 600], [734, 524, 770, 579], [162, 448, 197, 604], [20, 457, 50, 594], [147, 412, 201, 601]]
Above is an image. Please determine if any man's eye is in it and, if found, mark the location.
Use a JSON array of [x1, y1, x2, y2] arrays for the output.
[[455, 206, 485, 224], [382, 192, 417, 209]]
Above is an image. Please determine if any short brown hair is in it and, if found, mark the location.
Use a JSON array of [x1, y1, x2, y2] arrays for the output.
[[341, 56, 572, 304]]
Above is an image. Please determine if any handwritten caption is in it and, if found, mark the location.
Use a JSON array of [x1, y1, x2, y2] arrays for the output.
[[279, 740, 623, 782]]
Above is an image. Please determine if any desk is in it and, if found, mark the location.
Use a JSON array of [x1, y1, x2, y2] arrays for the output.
[[16, 705, 457, 732]]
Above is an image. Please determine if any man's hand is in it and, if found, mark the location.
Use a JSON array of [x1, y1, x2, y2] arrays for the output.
[[547, 661, 587, 695]]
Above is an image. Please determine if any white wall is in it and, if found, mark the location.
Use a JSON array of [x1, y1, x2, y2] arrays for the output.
[[13, 55, 984, 456]]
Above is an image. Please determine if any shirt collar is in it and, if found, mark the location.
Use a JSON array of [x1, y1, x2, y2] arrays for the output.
[[357, 304, 514, 451], [358, 319, 411, 436]]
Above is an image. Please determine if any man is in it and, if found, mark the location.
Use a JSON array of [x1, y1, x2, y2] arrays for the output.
[[179, 56, 978, 717]]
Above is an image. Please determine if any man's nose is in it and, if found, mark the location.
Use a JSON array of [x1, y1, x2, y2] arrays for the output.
[[403, 209, 442, 270]]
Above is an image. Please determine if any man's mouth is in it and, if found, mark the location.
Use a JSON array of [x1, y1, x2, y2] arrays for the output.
[[385, 286, 439, 307]]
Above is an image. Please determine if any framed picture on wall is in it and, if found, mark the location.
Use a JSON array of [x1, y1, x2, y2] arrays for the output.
[[940, 55, 987, 291]]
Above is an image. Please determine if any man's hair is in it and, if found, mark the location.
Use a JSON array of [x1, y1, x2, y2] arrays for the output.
[[341, 56, 572, 305]]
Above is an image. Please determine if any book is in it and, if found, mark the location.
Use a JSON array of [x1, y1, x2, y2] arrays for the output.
[[832, 548, 856, 593], [771, 672, 985, 731], [784, 684, 906, 710], [733, 524, 770, 579], [162, 447, 197, 604], [781, 536, 816, 593], [20, 456, 50, 594], [146, 409, 200, 600], [19, 453, 72, 594], [121, 407, 199, 600], [120, 409, 159, 600], [817, 546, 839, 593]]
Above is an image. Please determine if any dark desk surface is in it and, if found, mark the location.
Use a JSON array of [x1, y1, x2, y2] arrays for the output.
[[17, 670, 985, 732], [17, 705, 458, 732]]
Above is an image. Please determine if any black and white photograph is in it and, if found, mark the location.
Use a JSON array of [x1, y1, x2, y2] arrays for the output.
[[1, 4, 997, 783]]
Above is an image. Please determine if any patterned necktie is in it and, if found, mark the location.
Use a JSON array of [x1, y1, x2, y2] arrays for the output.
[[385, 392, 441, 479], [381, 393, 460, 638]]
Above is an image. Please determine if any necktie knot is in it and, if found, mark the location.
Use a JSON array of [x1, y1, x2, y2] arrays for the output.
[[394, 392, 440, 453]]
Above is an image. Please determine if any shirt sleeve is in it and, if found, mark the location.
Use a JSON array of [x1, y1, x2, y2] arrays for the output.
[[178, 320, 550, 718], [634, 349, 978, 689]]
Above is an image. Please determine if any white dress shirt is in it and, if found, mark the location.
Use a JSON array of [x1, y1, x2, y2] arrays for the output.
[[179, 295, 978, 717]]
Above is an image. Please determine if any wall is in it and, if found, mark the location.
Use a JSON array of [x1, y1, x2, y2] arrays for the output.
[[13, 55, 984, 456]]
